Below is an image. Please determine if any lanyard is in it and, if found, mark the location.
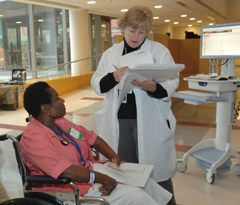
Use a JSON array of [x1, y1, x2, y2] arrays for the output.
[[44, 123, 86, 167]]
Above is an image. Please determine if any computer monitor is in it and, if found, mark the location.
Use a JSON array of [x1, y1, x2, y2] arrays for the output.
[[12, 69, 26, 82], [200, 22, 240, 58], [200, 22, 240, 77]]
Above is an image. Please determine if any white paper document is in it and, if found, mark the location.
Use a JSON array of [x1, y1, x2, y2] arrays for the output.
[[117, 63, 185, 109], [100, 162, 153, 187], [117, 50, 154, 68]]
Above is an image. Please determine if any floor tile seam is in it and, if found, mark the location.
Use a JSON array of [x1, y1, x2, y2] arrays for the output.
[[1, 124, 240, 157], [177, 121, 240, 130], [0, 124, 26, 131], [175, 144, 240, 157], [81, 97, 104, 101], [2, 121, 240, 131], [65, 112, 91, 117], [197, 105, 216, 109]]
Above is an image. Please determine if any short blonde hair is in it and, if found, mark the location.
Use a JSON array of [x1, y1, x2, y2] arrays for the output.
[[118, 6, 153, 32]]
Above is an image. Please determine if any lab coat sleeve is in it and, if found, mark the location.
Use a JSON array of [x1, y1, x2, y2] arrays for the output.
[[152, 43, 180, 101], [161, 76, 179, 101]]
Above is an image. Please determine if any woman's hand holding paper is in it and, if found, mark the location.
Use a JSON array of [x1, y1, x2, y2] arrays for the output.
[[113, 66, 130, 82], [131, 77, 157, 92]]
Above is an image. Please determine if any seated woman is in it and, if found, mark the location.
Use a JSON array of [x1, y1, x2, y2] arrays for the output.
[[20, 81, 171, 204]]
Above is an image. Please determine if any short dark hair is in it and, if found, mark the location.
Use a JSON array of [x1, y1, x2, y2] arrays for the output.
[[24, 81, 52, 118]]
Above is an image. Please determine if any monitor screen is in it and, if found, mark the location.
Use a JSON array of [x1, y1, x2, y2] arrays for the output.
[[200, 22, 240, 58], [12, 69, 26, 82]]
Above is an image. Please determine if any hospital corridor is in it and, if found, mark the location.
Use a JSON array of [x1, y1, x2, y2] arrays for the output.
[[0, 85, 240, 205]]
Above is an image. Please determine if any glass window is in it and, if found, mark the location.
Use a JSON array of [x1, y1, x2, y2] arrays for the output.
[[56, 9, 70, 75], [90, 14, 112, 71], [34, 5, 57, 77], [33, 6, 70, 78], [0, 1, 73, 81], [111, 19, 122, 46], [0, 1, 29, 81]]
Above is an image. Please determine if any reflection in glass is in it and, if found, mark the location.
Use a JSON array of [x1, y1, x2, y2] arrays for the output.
[[34, 5, 57, 76], [0, 1, 29, 81]]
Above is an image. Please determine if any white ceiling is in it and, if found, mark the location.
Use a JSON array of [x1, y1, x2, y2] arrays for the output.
[[10, 0, 240, 27]]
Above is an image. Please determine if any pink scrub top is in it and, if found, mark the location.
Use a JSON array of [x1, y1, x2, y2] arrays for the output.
[[20, 117, 97, 196]]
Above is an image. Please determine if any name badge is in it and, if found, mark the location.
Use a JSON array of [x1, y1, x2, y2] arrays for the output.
[[69, 128, 82, 139]]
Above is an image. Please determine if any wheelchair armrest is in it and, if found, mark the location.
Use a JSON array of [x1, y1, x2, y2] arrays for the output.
[[0, 134, 8, 141], [91, 146, 100, 161], [27, 175, 72, 184]]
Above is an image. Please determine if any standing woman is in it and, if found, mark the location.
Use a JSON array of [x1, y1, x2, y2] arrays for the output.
[[91, 6, 179, 205]]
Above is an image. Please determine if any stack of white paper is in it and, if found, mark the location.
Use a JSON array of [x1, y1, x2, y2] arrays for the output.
[[117, 64, 185, 109]]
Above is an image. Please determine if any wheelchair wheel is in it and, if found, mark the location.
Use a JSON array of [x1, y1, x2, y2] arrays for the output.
[[1, 197, 53, 205], [25, 192, 64, 205]]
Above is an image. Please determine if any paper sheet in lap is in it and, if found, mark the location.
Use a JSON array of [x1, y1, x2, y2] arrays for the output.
[[100, 162, 154, 187]]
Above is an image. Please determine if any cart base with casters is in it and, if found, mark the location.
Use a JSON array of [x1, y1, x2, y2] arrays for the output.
[[175, 77, 240, 184]]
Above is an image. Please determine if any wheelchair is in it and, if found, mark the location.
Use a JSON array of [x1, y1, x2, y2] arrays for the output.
[[0, 134, 109, 205]]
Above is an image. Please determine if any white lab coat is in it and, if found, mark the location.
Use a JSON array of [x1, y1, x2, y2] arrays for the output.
[[91, 39, 179, 182]]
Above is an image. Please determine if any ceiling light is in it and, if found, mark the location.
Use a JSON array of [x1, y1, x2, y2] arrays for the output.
[[181, 14, 187, 17], [174, 22, 179, 24], [165, 19, 170, 22], [121, 9, 128, 12], [154, 5, 162, 8], [0, 15, 3, 17], [153, 17, 159, 19], [23, 0, 80, 9], [87, 1, 96, 4], [188, 24, 192, 27], [38, 19, 43, 22], [197, 20, 202, 23], [190, 18, 195, 20], [16, 21, 22, 24], [209, 23, 214, 25]]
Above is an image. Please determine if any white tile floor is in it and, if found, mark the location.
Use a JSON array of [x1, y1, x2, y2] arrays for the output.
[[1, 86, 240, 204]]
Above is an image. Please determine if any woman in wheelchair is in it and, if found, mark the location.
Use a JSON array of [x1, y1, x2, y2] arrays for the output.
[[20, 81, 171, 204]]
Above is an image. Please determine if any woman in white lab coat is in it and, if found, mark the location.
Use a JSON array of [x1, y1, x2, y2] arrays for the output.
[[91, 6, 179, 205]]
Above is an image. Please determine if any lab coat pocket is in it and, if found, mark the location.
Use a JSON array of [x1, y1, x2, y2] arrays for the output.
[[168, 112, 176, 133], [159, 113, 175, 143]]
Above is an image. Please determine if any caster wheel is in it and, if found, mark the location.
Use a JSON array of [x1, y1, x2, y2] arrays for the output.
[[206, 172, 215, 184], [233, 164, 240, 176], [177, 161, 187, 172]]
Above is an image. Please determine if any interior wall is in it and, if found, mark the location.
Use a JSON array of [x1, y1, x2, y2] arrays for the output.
[[227, 0, 240, 22], [168, 39, 181, 63], [172, 26, 201, 39], [69, 9, 90, 76], [152, 33, 169, 47], [152, 24, 173, 38]]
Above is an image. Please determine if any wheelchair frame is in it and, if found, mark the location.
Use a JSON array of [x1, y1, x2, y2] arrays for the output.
[[0, 134, 109, 205]]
